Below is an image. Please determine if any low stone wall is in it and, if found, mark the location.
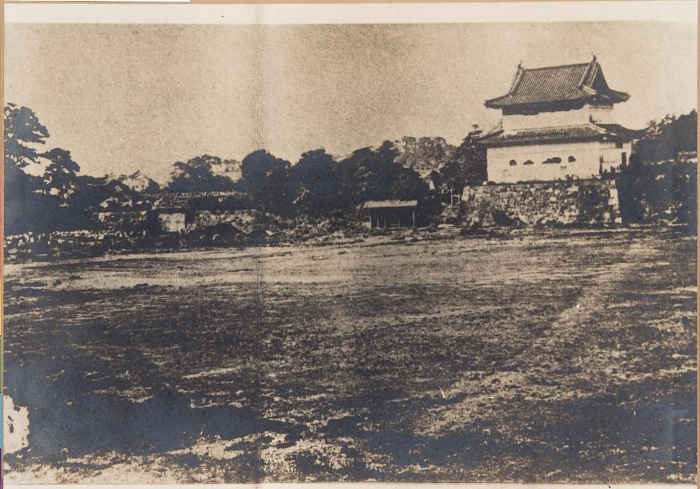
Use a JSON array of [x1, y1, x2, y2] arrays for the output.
[[460, 179, 621, 228]]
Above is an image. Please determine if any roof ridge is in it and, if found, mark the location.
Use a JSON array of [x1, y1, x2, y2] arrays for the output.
[[587, 122, 610, 133], [513, 123, 605, 131], [509, 65, 525, 95], [582, 57, 600, 88], [521, 61, 590, 72]]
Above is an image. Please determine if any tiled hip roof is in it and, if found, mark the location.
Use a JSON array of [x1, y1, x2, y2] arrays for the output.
[[485, 57, 629, 109]]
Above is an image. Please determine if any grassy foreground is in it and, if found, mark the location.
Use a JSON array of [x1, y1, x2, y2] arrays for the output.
[[3, 228, 696, 483]]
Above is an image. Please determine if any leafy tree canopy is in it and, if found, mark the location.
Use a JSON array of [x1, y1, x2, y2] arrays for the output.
[[338, 140, 428, 205], [168, 154, 239, 193], [635, 110, 697, 163], [241, 150, 290, 185], [289, 148, 340, 215], [4, 104, 50, 169], [41, 148, 81, 205], [241, 150, 292, 215], [440, 128, 487, 192]]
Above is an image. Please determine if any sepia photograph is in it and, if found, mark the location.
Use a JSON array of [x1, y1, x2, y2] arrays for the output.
[[2, 2, 697, 484]]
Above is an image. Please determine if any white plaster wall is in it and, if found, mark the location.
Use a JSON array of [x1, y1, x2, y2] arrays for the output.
[[487, 141, 605, 183], [501, 104, 614, 131], [589, 105, 614, 124], [502, 110, 587, 131]]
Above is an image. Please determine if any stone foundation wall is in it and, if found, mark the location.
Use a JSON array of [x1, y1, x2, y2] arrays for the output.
[[460, 179, 621, 228]]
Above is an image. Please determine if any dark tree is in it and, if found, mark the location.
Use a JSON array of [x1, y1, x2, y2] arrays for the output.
[[634, 110, 697, 163], [288, 148, 341, 216], [618, 110, 697, 230], [41, 148, 81, 206], [4, 103, 49, 170], [338, 140, 428, 204], [441, 128, 487, 193], [168, 155, 239, 193], [4, 104, 145, 234], [73, 175, 138, 211], [241, 150, 292, 215], [4, 104, 51, 234]]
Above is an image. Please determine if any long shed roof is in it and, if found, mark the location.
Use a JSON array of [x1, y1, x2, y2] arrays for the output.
[[363, 200, 418, 209]]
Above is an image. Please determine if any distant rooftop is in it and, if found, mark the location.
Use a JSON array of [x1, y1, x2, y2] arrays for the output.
[[485, 56, 630, 110]]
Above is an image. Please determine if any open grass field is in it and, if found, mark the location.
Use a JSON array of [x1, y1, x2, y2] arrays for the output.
[[3, 228, 697, 483]]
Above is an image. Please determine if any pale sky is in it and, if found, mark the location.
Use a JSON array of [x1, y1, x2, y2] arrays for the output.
[[5, 18, 697, 183]]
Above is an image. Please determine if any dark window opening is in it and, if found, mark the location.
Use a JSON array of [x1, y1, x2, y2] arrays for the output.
[[568, 156, 576, 163], [543, 157, 562, 164], [509, 159, 517, 166], [523, 159, 534, 165]]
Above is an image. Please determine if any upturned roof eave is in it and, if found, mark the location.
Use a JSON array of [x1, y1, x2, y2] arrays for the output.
[[599, 90, 631, 104], [484, 92, 630, 110]]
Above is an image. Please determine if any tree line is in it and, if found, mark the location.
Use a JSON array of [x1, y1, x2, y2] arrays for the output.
[[4, 104, 697, 236], [4, 104, 486, 235], [619, 110, 697, 230]]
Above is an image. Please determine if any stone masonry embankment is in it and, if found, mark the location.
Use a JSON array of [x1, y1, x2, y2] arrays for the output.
[[460, 179, 621, 228]]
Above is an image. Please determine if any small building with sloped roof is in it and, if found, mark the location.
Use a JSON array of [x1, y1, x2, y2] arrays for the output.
[[363, 200, 418, 229], [481, 56, 643, 183]]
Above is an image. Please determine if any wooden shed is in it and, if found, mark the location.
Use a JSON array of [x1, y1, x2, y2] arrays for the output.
[[363, 200, 418, 229]]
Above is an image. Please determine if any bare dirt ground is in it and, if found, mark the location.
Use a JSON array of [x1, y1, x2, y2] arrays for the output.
[[3, 228, 696, 483]]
